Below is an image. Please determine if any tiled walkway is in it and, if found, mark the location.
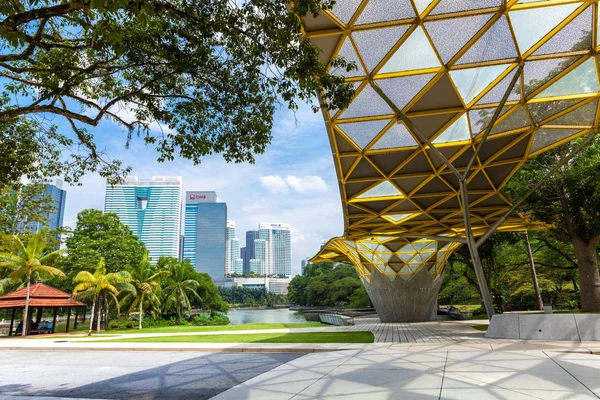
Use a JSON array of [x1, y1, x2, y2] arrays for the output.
[[341, 317, 494, 344]]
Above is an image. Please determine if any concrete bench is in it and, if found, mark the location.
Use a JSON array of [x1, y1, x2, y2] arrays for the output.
[[319, 313, 354, 326]]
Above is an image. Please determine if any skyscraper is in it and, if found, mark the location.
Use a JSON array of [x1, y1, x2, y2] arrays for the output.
[[251, 239, 267, 275], [244, 230, 259, 272], [27, 178, 67, 235], [104, 176, 182, 262], [225, 221, 243, 276], [258, 223, 292, 277], [240, 247, 246, 271], [183, 191, 226, 281]]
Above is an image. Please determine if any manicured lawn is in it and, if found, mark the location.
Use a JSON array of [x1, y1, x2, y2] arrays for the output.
[[100, 322, 326, 334], [95, 331, 374, 343], [472, 325, 489, 332]]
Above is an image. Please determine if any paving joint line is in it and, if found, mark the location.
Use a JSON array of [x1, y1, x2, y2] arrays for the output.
[[543, 350, 600, 399], [437, 350, 448, 400]]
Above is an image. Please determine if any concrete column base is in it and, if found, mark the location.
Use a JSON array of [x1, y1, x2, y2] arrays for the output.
[[361, 267, 444, 322]]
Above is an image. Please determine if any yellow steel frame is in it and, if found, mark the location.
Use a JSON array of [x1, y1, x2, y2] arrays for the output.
[[304, 0, 600, 282]]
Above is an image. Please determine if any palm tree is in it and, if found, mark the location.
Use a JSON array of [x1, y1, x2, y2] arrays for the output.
[[0, 232, 65, 337], [120, 251, 169, 329], [162, 260, 202, 320], [73, 258, 130, 335]]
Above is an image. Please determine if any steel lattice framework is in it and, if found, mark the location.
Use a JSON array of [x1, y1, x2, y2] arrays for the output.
[[304, 0, 600, 296]]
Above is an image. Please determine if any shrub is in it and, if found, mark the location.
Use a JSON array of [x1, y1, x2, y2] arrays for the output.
[[126, 322, 136, 329]]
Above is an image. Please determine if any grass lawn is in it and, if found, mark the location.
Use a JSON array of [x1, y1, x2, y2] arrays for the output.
[[94, 331, 374, 344], [472, 325, 489, 332], [100, 322, 327, 334]]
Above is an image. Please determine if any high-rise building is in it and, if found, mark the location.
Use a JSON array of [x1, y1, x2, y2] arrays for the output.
[[183, 191, 226, 281], [251, 239, 268, 275], [104, 176, 182, 262], [27, 178, 67, 234], [258, 223, 292, 277], [301, 259, 308, 275], [225, 221, 243, 276], [240, 247, 246, 270], [244, 230, 259, 272]]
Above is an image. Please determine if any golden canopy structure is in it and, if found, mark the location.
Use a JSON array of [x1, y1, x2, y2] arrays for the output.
[[304, 0, 600, 321]]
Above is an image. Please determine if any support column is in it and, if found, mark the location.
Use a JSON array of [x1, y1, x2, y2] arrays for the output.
[[52, 308, 58, 334], [74, 308, 79, 330], [8, 309, 15, 337], [360, 267, 444, 322], [66, 307, 72, 333]]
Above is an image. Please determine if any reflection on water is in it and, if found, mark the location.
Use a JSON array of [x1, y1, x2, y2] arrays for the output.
[[227, 308, 307, 325]]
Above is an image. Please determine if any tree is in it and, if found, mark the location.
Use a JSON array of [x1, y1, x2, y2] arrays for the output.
[[506, 137, 600, 311], [0, 232, 64, 336], [72, 258, 130, 335], [59, 209, 146, 284], [159, 258, 202, 319], [0, 0, 353, 185], [0, 183, 56, 236], [119, 251, 169, 329]]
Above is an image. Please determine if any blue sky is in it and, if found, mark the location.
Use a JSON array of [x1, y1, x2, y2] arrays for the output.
[[60, 101, 344, 276]]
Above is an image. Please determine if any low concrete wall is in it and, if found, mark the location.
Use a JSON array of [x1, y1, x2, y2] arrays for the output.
[[486, 313, 600, 341], [319, 314, 353, 326]]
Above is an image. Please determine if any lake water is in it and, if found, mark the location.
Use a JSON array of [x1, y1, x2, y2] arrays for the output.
[[227, 308, 307, 325]]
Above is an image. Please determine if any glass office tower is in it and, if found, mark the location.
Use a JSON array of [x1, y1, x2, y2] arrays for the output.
[[183, 191, 226, 281], [244, 230, 259, 272], [27, 178, 67, 236], [225, 220, 243, 276], [258, 223, 292, 277], [104, 176, 182, 263]]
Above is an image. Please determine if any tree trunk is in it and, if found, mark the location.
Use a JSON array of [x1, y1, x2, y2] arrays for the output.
[[88, 295, 97, 336], [139, 295, 143, 330], [104, 295, 109, 330], [524, 231, 544, 310], [21, 273, 31, 337], [572, 235, 600, 312], [96, 294, 102, 333]]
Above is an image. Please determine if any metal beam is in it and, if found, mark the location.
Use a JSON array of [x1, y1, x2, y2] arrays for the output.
[[370, 81, 462, 179], [403, 235, 467, 244], [460, 181, 495, 319], [476, 132, 597, 248], [463, 65, 523, 181]]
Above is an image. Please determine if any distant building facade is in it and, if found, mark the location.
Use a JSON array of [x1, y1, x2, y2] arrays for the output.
[[225, 220, 243, 276], [183, 191, 227, 281], [244, 230, 259, 272], [27, 178, 67, 234], [104, 176, 182, 262], [217, 277, 292, 295], [258, 223, 292, 277]]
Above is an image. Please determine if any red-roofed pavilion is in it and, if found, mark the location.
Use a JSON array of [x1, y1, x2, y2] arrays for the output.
[[0, 283, 86, 336]]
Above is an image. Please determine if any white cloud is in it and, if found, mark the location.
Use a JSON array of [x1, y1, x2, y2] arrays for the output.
[[260, 175, 328, 194]]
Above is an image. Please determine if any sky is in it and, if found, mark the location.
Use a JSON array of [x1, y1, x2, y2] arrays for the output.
[[59, 101, 344, 277]]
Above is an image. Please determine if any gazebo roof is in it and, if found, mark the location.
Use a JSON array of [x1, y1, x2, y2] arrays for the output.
[[0, 283, 85, 309]]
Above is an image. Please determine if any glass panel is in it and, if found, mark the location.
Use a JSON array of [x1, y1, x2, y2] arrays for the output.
[[400, 265, 413, 274], [450, 64, 511, 104], [527, 99, 582, 123], [398, 253, 414, 261], [338, 119, 391, 149], [340, 84, 394, 119], [359, 249, 375, 261], [509, 3, 580, 54], [353, 26, 410, 72], [376, 73, 436, 110], [413, 254, 427, 262], [431, 0, 501, 15], [412, 241, 431, 250], [469, 106, 512, 137], [342, 240, 356, 248], [524, 56, 579, 96], [384, 213, 413, 222], [432, 114, 471, 143], [457, 16, 518, 65], [425, 13, 493, 64], [355, 0, 415, 25], [529, 128, 582, 154], [413, 0, 434, 15], [475, 68, 520, 105], [361, 241, 379, 251], [535, 58, 599, 99], [356, 181, 403, 199], [379, 26, 440, 73], [331, 38, 364, 78], [533, 6, 592, 56], [550, 100, 597, 126], [377, 252, 393, 262], [491, 106, 532, 135], [370, 122, 418, 149], [330, 0, 364, 24], [399, 243, 415, 252]]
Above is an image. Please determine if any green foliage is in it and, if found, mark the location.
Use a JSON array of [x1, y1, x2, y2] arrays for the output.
[[0, 0, 353, 185], [218, 286, 288, 307], [288, 263, 372, 308], [57, 209, 147, 289]]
